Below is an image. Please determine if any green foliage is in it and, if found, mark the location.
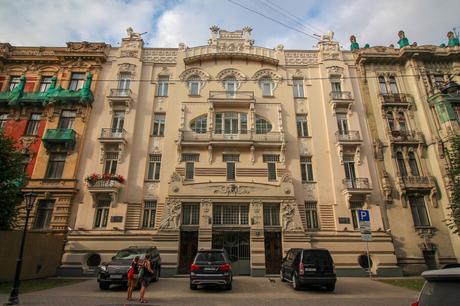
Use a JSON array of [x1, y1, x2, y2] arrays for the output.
[[0, 131, 25, 230], [445, 135, 460, 234]]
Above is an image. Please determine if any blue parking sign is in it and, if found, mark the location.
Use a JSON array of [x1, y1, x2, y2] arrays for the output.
[[358, 210, 370, 222]]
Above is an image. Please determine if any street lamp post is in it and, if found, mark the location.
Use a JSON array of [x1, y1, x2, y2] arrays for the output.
[[5, 192, 37, 305]]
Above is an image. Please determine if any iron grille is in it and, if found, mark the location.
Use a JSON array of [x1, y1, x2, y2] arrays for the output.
[[223, 154, 240, 162], [263, 154, 279, 162], [182, 153, 200, 162]]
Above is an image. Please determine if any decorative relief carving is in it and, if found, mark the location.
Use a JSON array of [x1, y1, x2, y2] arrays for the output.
[[216, 68, 247, 83], [285, 52, 318, 65], [250, 200, 263, 225], [159, 198, 181, 230], [142, 50, 178, 63], [120, 50, 139, 58], [326, 66, 344, 75], [179, 68, 211, 81], [170, 172, 182, 183], [18, 136, 38, 153], [281, 200, 303, 231], [212, 184, 256, 196], [200, 199, 212, 226], [118, 63, 136, 73], [66, 42, 107, 52]]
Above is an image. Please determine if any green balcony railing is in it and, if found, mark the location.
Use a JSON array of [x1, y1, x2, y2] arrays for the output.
[[42, 128, 76, 150]]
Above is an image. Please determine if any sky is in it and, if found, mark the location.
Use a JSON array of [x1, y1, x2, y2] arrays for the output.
[[1, 0, 459, 50]]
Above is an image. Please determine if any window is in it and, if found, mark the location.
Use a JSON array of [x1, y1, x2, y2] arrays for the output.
[[378, 76, 388, 94], [223, 77, 237, 97], [9, 76, 21, 91], [336, 113, 349, 135], [34, 200, 54, 229], [25, 113, 41, 135], [182, 153, 200, 162], [305, 202, 319, 229], [147, 155, 161, 180], [263, 204, 280, 226], [185, 162, 194, 180], [157, 76, 169, 96], [453, 104, 460, 121], [111, 111, 125, 131], [69, 72, 85, 91], [188, 76, 201, 96], [45, 153, 66, 179], [398, 112, 407, 131], [226, 162, 235, 180], [408, 152, 420, 176], [330, 76, 342, 92], [409, 196, 430, 227], [182, 203, 200, 225], [264, 154, 279, 181], [191, 115, 207, 134], [118, 72, 131, 95], [0, 113, 8, 129], [213, 204, 249, 225], [296, 115, 309, 137], [350, 202, 363, 229], [152, 113, 165, 136], [255, 116, 272, 134], [260, 77, 274, 96], [396, 151, 407, 176], [300, 156, 314, 182], [293, 78, 304, 98], [386, 111, 395, 131], [223, 154, 240, 162], [94, 199, 110, 228], [389, 76, 399, 94], [58, 110, 76, 129], [215, 112, 247, 134], [104, 152, 119, 175], [39, 76, 53, 92], [142, 201, 156, 228]]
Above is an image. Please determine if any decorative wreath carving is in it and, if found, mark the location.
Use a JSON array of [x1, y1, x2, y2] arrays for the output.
[[216, 68, 246, 89], [178, 68, 210, 81], [252, 69, 282, 92]]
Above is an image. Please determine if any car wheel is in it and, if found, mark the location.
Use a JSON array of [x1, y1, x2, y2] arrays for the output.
[[280, 269, 286, 282], [325, 283, 335, 292], [99, 282, 110, 290], [292, 273, 300, 291], [152, 266, 160, 282], [225, 281, 232, 290], [190, 283, 198, 290]]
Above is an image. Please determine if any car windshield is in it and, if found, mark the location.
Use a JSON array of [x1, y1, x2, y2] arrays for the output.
[[419, 281, 458, 306], [195, 252, 225, 264], [113, 249, 147, 260]]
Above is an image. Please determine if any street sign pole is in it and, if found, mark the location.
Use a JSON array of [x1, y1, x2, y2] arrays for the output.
[[358, 210, 373, 279], [365, 240, 372, 279]]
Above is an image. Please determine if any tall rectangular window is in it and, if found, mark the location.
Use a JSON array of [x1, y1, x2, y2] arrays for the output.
[[300, 156, 314, 182], [39, 76, 53, 92], [260, 78, 274, 96], [293, 79, 304, 98], [378, 76, 388, 94], [330, 76, 342, 92], [58, 110, 76, 129], [147, 154, 161, 180], [389, 76, 399, 94], [264, 154, 279, 181], [142, 200, 157, 228], [409, 196, 430, 227], [263, 204, 280, 226], [118, 72, 131, 92], [350, 202, 363, 229], [68, 72, 85, 91], [111, 111, 125, 131], [25, 113, 41, 135], [94, 199, 110, 228], [45, 153, 66, 179], [182, 203, 200, 225], [9, 76, 21, 91], [305, 202, 319, 229], [152, 113, 165, 136], [185, 162, 195, 180], [336, 113, 349, 135], [157, 76, 169, 96], [0, 113, 8, 129], [296, 115, 308, 137], [226, 162, 235, 180], [104, 152, 119, 175], [33, 200, 54, 229], [188, 77, 200, 96]]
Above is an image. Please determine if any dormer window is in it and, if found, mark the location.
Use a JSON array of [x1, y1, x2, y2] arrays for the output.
[[260, 77, 274, 96], [188, 75, 201, 96]]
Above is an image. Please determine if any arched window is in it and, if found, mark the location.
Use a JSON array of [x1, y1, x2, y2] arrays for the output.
[[379, 76, 387, 94], [389, 76, 399, 94], [255, 116, 272, 134], [188, 75, 201, 96], [408, 152, 420, 176], [260, 77, 274, 96], [396, 151, 407, 176], [190, 115, 207, 133], [398, 112, 407, 131], [386, 111, 395, 131]]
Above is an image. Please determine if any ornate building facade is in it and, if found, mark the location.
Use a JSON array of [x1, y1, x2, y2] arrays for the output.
[[60, 27, 402, 276], [0, 42, 108, 232], [354, 31, 460, 274]]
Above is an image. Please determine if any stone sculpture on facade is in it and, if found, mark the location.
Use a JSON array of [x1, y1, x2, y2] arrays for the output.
[[350, 35, 359, 51], [398, 30, 409, 48], [281, 200, 302, 231], [126, 27, 145, 40], [159, 199, 181, 230], [447, 31, 460, 47]]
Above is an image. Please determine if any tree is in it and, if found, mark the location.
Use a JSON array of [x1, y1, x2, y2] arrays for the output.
[[445, 135, 460, 234], [0, 131, 25, 230]]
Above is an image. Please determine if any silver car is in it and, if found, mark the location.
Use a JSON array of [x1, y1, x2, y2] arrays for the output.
[[412, 267, 460, 306]]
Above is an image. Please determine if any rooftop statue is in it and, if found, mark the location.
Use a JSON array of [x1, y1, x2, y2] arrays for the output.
[[321, 31, 334, 42], [350, 35, 359, 51], [447, 31, 460, 47], [126, 27, 146, 39], [398, 30, 409, 48]]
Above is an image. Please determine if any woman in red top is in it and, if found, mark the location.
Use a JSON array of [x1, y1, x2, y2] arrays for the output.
[[126, 255, 140, 301]]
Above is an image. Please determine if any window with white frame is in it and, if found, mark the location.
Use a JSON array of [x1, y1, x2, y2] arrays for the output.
[[215, 112, 247, 134], [147, 154, 161, 180], [223, 77, 237, 97], [330, 76, 342, 93], [255, 116, 272, 134], [25, 113, 41, 135], [118, 72, 131, 94], [305, 201, 319, 229], [157, 76, 169, 96], [190, 115, 207, 133], [300, 156, 314, 182], [293, 78, 304, 98], [0, 113, 8, 129], [45, 153, 66, 179], [39, 76, 53, 92], [264, 154, 279, 181], [260, 77, 274, 96], [182, 203, 200, 225], [58, 110, 76, 129], [94, 199, 110, 228], [9, 76, 21, 91], [296, 115, 309, 137], [142, 200, 156, 228], [104, 152, 118, 175], [188, 75, 201, 96], [263, 204, 280, 226], [69, 72, 85, 91], [213, 204, 249, 225], [409, 196, 430, 227], [152, 113, 165, 136], [33, 200, 54, 229], [336, 113, 349, 135]]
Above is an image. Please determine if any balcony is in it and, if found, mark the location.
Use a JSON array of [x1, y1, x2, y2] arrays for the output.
[[42, 128, 76, 150], [387, 129, 423, 145], [342, 178, 372, 199], [379, 93, 413, 108], [398, 175, 436, 190], [335, 131, 362, 143], [180, 130, 284, 147], [208, 91, 255, 108], [107, 88, 133, 110], [329, 91, 353, 112], [87, 179, 124, 203], [98, 128, 127, 144]]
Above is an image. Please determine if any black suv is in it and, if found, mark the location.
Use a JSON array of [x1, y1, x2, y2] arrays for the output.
[[97, 246, 161, 290], [190, 249, 233, 290], [280, 248, 336, 291]]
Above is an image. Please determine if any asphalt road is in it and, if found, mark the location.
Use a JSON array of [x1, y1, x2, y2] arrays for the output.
[[0, 277, 418, 306]]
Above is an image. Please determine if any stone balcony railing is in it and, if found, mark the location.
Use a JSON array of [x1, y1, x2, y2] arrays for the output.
[[181, 130, 283, 144], [99, 128, 127, 142], [342, 178, 371, 190], [379, 93, 413, 106], [387, 129, 422, 144], [330, 91, 353, 100], [107, 88, 133, 109], [108, 88, 132, 98], [398, 175, 436, 190], [209, 91, 255, 100], [335, 131, 362, 142], [183, 45, 278, 65]]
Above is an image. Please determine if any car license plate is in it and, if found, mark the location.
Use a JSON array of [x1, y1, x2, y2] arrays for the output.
[[304, 268, 316, 272], [204, 267, 215, 271], [111, 274, 123, 279]]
